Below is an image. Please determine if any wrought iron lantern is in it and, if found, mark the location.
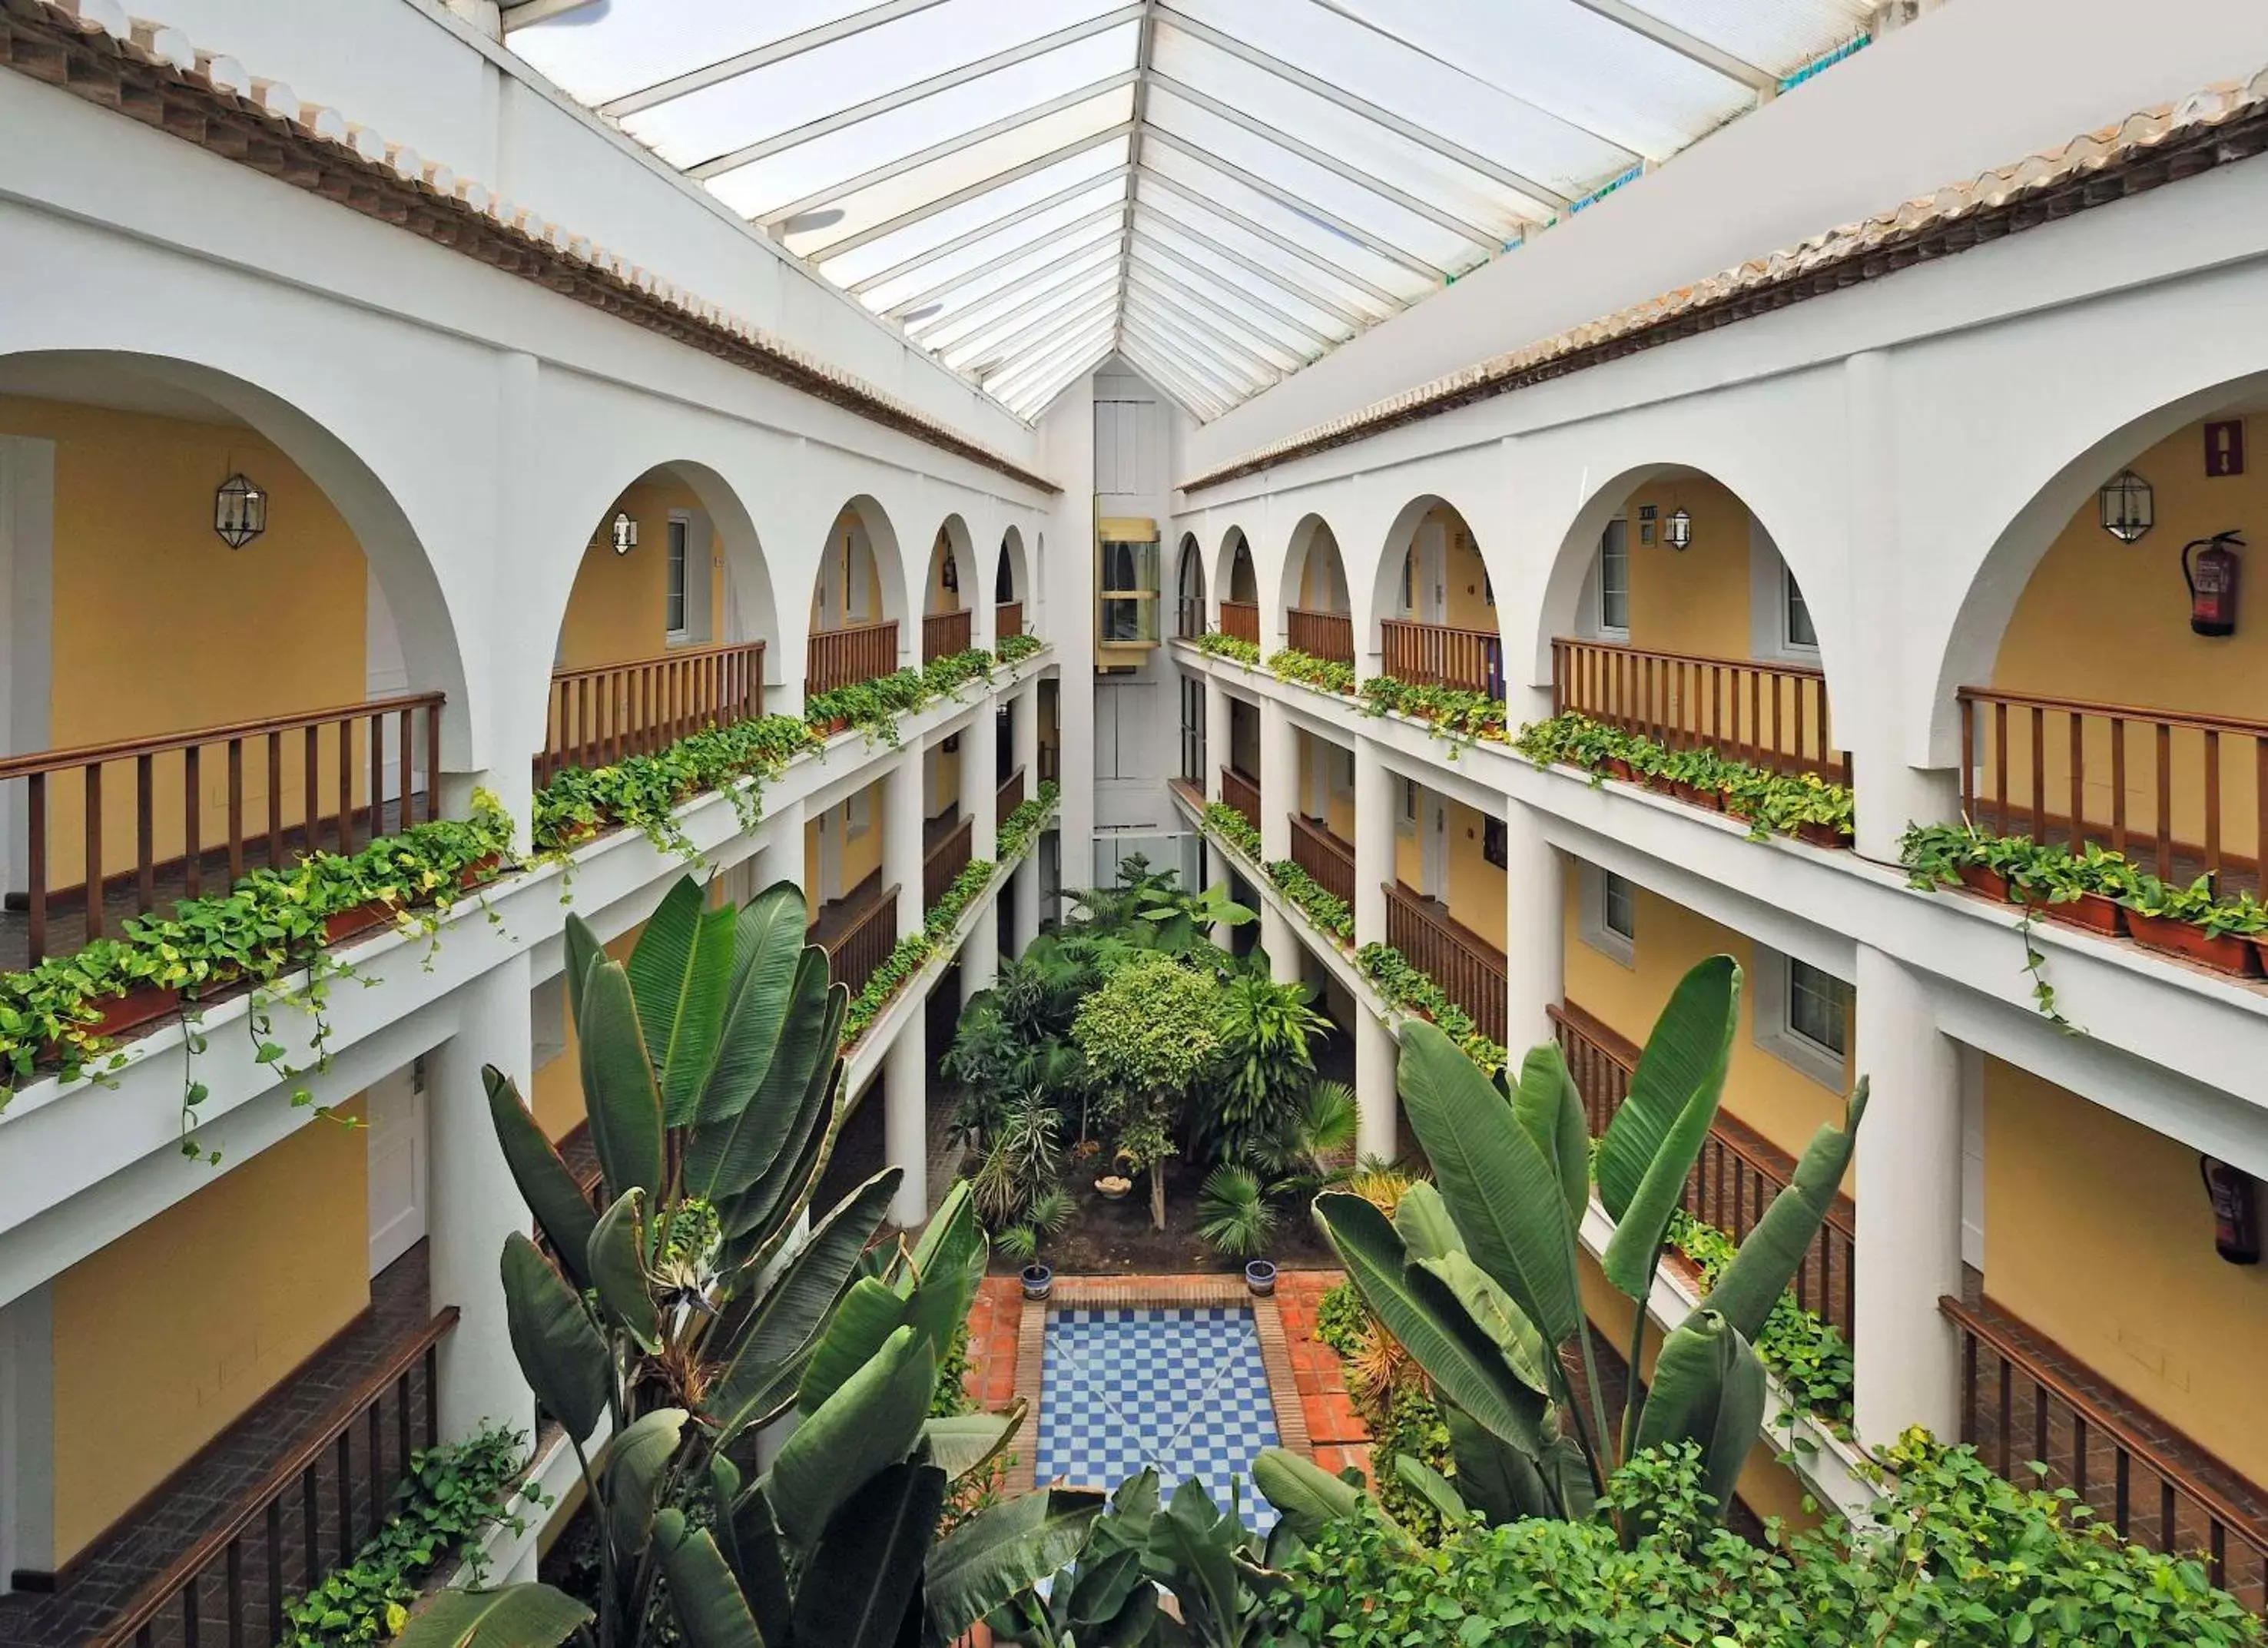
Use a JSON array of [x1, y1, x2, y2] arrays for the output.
[[942, 547, 959, 592], [213, 473, 267, 549], [611, 511, 638, 555], [1664, 507, 1693, 552], [2098, 469, 2154, 543]]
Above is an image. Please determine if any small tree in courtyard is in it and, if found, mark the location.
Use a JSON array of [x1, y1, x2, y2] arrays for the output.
[[1073, 950, 1220, 1228]]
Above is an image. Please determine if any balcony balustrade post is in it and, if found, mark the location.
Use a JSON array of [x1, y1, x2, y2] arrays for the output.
[[1500, 798, 1563, 1052], [1853, 943, 1964, 1447], [426, 952, 536, 1446]]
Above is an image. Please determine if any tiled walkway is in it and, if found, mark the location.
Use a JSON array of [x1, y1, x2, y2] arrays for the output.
[[1275, 1270, 1374, 1480]]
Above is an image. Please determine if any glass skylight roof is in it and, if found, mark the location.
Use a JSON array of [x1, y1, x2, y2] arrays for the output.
[[506, 0, 1873, 423]]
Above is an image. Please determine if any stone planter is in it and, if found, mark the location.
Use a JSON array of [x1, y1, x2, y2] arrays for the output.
[[1245, 1260, 1278, 1297], [1020, 1263, 1053, 1301]]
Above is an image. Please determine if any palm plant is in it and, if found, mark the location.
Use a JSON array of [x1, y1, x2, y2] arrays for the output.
[[1290, 956, 1867, 1532], [399, 875, 1101, 1648], [1195, 1164, 1277, 1258], [1204, 973, 1328, 1165], [1252, 1079, 1358, 1198]]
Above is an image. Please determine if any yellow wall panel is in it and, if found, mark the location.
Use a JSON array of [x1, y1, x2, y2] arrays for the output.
[[1444, 797, 1506, 951], [555, 479, 717, 669], [1981, 1059, 2268, 1487], [49, 1109, 370, 1561], [1441, 514, 1494, 633], [1625, 476, 1754, 660]]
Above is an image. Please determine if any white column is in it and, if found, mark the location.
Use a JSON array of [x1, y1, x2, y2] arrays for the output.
[[1205, 675, 1229, 801], [1355, 1004, 1398, 1161], [884, 1014, 930, 1228], [1258, 698, 1295, 863], [959, 714, 1002, 999], [1852, 943, 1964, 1447], [1351, 735, 1394, 950], [1500, 800, 1563, 1054], [1009, 684, 1043, 953], [427, 950, 536, 1444], [886, 744, 923, 938], [1262, 906, 1301, 985]]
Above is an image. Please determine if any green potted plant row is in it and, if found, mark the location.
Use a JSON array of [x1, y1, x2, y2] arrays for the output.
[[1517, 712, 1857, 848]]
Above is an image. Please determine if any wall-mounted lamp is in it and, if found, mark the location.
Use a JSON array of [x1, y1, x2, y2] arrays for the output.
[[2203, 1156, 2260, 1265], [1664, 507, 1693, 552], [2098, 468, 2154, 543], [611, 511, 638, 555], [214, 472, 268, 549], [942, 548, 959, 593]]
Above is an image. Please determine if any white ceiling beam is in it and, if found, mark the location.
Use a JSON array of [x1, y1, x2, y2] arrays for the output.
[[801, 121, 1136, 258], [1140, 167, 1404, 311], [960, 287, 1121, 376], [500, 0, 603, 29], [1155, 7, 1573, 211], [1135, 194, 1371, 330], [1120, 310, 1258, 400], [842, 165, 1129, 293], [1115, 337, 1229, 420], [1125, 269, 1303, 371], [1124, 253, 1318, 361], [598, 0, 953, 116], [1557, 0, 1778, 93], [1004, 340, 1119, 420], [1142, 124, 1444, 280], [1147, 70, 1504, 253], [688, 6, 1145, 178], [920, 252, 1122, 351], [1130, 230, 1339, 350], [1122, 292, 1281, 390], [902, 218, 1123, 328], [1114, 0, 1162, 361], [973, 302, 1121, 386], [988, 318, 1119, 404], [864, 197, 1123, 313], [937, 263, 1122, 359], [1119, 327, 1242, 412], [745, 68, 1136, 201]]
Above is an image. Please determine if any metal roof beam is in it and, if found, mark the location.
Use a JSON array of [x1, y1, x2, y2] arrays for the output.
[[796, 121, 1136, 257], [1122, 293, 1281, 390], [1155, 6, 1573, 211], [1125, 270, 1304, 371], [1121, 313, 1257, 400], [938, 266, 1122, 362], [1135, 194, 1372, 330], [1116, 335, 1232, 419], [1005, 341, 1119, 419], [1559, 0, 1778, 93], [877, 200, 1126, 317], [962, 287, 1121, 376], [1140, 167, 1405, 311], [1142, 124, 1444, 280], [690, 6, 1144, 177], [842, 165, 1129, 293], [922, 252, 1123, 352], [989, 319, 1119, 404], [598, 0, 953, 117], [1114, 0, 1162, 362], [903, 217, 1123, 328], [1130, 230, 1339, 350]]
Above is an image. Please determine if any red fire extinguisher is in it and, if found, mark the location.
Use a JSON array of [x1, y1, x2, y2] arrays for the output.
[[2180, 530, 2243, 637], [2201, 1156, 2261, 1265]]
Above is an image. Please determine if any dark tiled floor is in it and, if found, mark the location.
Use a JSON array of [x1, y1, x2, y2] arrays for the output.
[[0, 1244, 436, 1648]]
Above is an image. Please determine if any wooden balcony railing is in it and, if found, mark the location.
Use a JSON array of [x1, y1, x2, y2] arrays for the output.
[[995, 600, 1023, 642], [1942, 1293, 2267, 1616], [1288, 813, 1354, 909], [90, 1307, 458, 1648], [1551, 999, 1858, 1344], [922, 607, 973, 665], [1287, 606, 1354, 665], [1178, 596, 1208, 639], [1, 694, 444, 968], [812, 887, 900, 997], [1219, 600, 1260, 647], [1384, 880, 1507, 1052], [807, 619, 900, 698], [1552, 638, 1845, 780], [1958, 686, 2268, 890], [1382, 618, 1504, 698], [539, 641, 764, 788], [998, 766, 1026, 821], [1220, 766, 1261, 834], [923, 814, 974, 909]]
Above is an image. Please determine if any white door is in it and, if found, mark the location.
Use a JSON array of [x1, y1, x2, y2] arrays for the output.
[[366, 1063, 427, 1276], [1421, 797, 1449, 900]]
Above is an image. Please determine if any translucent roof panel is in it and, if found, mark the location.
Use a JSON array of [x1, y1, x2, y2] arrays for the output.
[[508, 0, 1877, 423]]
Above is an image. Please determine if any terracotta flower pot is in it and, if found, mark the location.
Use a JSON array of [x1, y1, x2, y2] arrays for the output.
[[322, 899, 392, 945], [2038, 890, 2127, 937], [1957, 864, 2013, 903], [459, 854, 502, 890], [88, 983, 177, 1041], [1793, 820, 1849, 848], [1604, 757, 1635, 782], [2125, 910, 2263, 977]]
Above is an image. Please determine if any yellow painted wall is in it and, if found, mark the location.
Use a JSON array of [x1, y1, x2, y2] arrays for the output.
[[803, 778, 887, 920], [923, 527, 967, 617], [811, 510, 886, 631], [1624, 476, 1753, 660], [1295, 528, 1347, 612], [1982, 1059, 2268, 1487], [1293, 733, 1355, 841], [48, 1108, 370, 1561], [1444, 797, 1505, 951], [1, 396, 370, 884], [555, 478, 723, 669], [931, 741, 962, 820], [1560, 874, 1855, 1174], [1991, 415, 2268, 859], [1441, 511, 1493, 633]]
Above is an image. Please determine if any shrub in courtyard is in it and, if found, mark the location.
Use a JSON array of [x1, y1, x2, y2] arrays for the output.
[[1074, 949, 1222, 1228], [1205, 971, 1329, 1166]]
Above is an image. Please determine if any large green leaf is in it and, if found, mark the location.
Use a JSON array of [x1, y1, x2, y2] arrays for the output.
[[923, 1487, 1106, 1647], [1702, 1079, 1868, 1342], [1415, 1250, 1551, 1394], [724, 1487, 795, 1648], [483, 1066, 597, 1293], [585, 1189, 658, 1351], [1393, 1021, 1581, 1346], [922, 1404, 1025, 1482], [604, 1407, 688, 1562], [905, 1181, 987, 1355], [578, 959, 665, 1205], [653, 1509, 764, 1648], [500, 1233, 608, 1441], [1146, 1478, 1252, 1639], [1394, 1454, 1470, 1527], [765, 1324, 934, 1548], [791, 1461, 949, 1648], [1599, 957, 1740, 1300], [1595, 956, 1739, 1221], [707, 1169, 901, 1442], [718, 1028, 841, 1245], [1515, 1041, 1590, 1228], [393, 1583, 591, 1648], [1632, 1310, 1767, 1525], [1314, 1192, 1550, 1457], [628, 877, 738, 1126], [563, 913, 604, 1033], [698, 882, 811, 1125], [687, 950, 841, 1206], [1252, 1447, 1406, 1546], [1445, 1407, 1557, 1524], [796, 1275, 914, 1414], [1390, 1181, 1464, 1262]]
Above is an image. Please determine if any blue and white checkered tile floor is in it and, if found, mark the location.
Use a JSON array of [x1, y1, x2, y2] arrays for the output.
[[1036, 1305, 1281, 1532]]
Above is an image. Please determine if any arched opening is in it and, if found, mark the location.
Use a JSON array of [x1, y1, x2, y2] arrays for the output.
[[1175, 532, 1206, 639], [1372, 496, 1503, 696], [1219, 528, 1258, 645], [994, 526, 1029, 641], [1281, 514, 1354, 665], [0, 350, 468, 970], [922, 513, 974, 663], [542, 460, 773, 784], [807, 495, 907, 697], [1945, 391, 2268, 892], [1536, 468, 1840, 784]]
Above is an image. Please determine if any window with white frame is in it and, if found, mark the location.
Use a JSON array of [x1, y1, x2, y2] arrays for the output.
[[1787, 958, 1848, 1056], [1602, 871, 1636, 941], [1597, 519, 1630, 636], [1577, 861, 1635, 965], [1782, 562, 1818, 652], [1754, 946, 1851, 1087], [665, 514, 690, 642], [1398, 776, 1418, 833], [845, 791, 870, 840]]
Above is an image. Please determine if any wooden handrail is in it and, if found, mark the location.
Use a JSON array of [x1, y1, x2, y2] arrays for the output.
[[1219, 600, 1260, 646], [1956, 683, 2268, 886], [539, 641, 764, 787], [1552, 635, 1844, 781], [1287, 812, 1354, 908], [998, 766, 1026, 821], [0, 692, 443, 779], [813, 884, 900, 996], [1381, 617, 1504, 698], [807, 618, 900, 698], [1286, 606, 1354, 665], [1941, 1292, 2267, 1611], [923, 814, 975, 908], [1384, 880, 1507, 1050], [922, 607, 973, 665], [1220, 766, 1261, 833], [91, 1306, 460, 1648]]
